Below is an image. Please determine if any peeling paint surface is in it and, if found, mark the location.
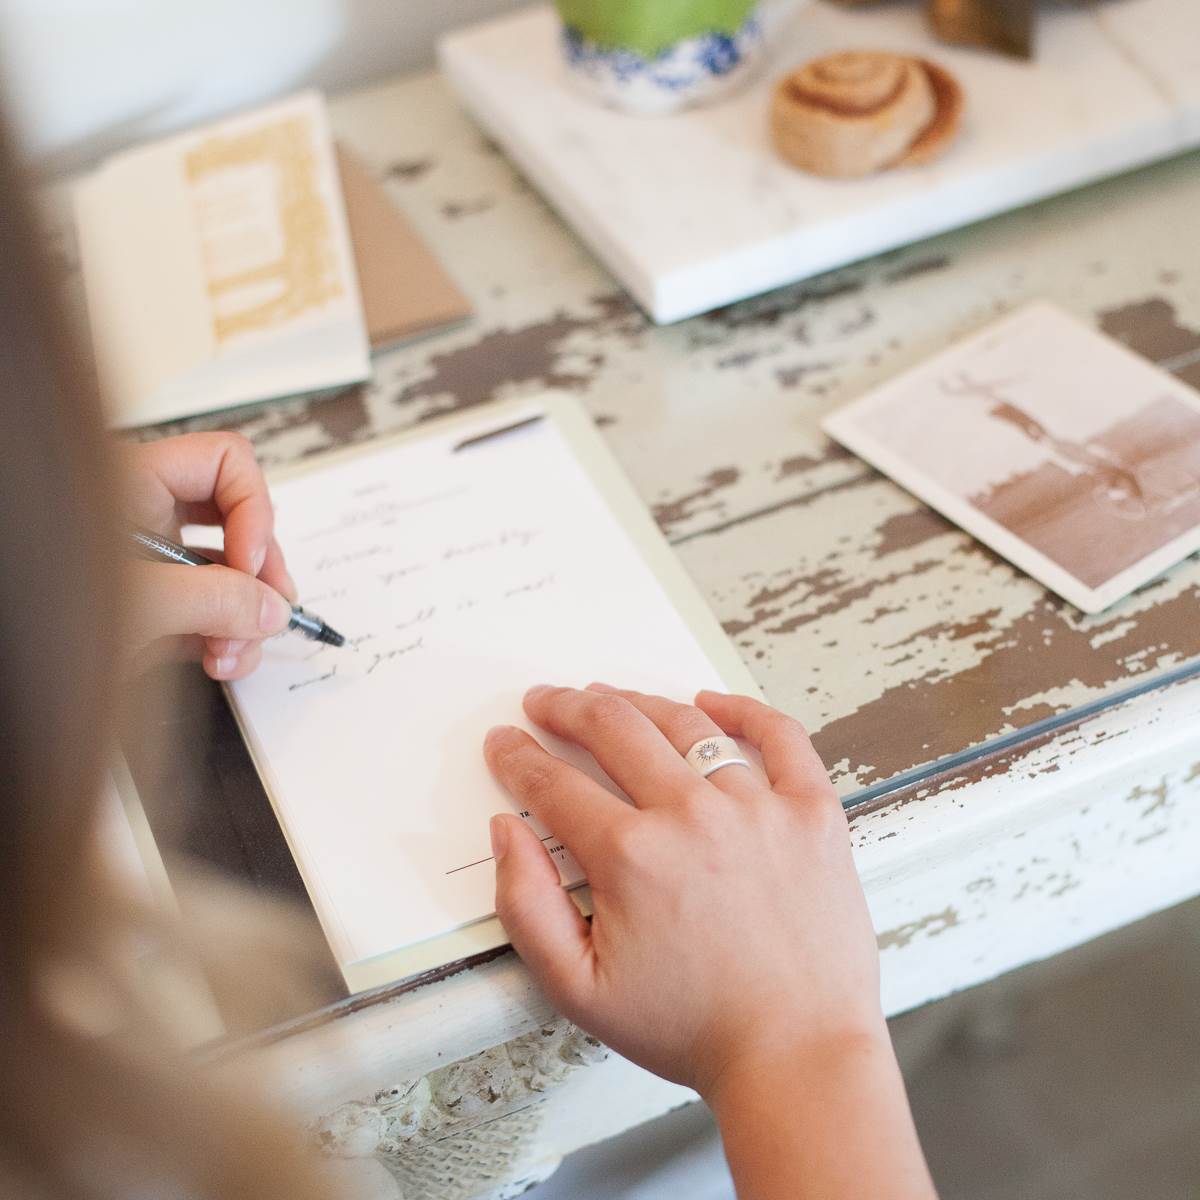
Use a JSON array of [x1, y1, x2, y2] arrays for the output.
[[844, 677, 1200, 1016], [103, 75, 1200, 1167], [877, 906, 960, 952], [108, 73, 1200, 799]]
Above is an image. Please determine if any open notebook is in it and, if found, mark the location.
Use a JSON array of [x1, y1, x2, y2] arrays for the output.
[[226, 394, 758, 992]]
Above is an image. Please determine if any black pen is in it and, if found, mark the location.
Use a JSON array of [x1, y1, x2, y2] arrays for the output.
[[128, 526, 346, 647]]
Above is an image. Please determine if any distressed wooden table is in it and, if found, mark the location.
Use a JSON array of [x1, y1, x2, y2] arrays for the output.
[[98, 68, 1200, 1200]]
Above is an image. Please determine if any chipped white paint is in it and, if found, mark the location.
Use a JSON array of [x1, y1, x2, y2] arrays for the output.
[[245, 675, 1200, 1199], [853, 683, 1200, 1015], [83, 69, 1200, 804], [54, 65, 1200, 1200]]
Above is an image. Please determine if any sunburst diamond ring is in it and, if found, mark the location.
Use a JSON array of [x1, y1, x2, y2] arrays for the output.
[[684, 736, 750, 778]]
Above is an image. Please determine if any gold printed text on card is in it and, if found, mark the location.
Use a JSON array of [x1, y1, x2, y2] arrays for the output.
[[185, 115, 343, 343]]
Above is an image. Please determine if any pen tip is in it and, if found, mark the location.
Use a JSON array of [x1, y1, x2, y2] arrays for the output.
[[319, 626, 346, 648]]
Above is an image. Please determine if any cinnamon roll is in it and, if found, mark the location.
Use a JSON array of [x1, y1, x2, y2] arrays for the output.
[[770, 51, 963, 178], [897, 59, 964, 166]]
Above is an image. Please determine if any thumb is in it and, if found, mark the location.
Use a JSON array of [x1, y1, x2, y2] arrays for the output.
[[126, 560, 293, 648], [491, 814, 593, 1010]]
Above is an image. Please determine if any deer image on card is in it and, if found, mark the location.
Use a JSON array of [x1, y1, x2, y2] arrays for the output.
[[822, 302, 1200, 613]]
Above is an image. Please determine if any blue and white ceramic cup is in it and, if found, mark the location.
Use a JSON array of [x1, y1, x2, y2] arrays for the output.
[[556, 1, 770, 116]]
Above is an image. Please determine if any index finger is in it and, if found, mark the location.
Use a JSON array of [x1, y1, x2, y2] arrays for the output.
[[483, 725, 633, 874], [522, 685, 700, 807], [128, 433, 277, 579]]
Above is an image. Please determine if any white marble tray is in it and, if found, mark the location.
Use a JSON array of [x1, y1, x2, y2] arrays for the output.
[[439, 0, 1200, 323]]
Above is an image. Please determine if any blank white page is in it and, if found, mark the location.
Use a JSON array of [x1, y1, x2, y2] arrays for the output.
[[228, 400, 741, 972]]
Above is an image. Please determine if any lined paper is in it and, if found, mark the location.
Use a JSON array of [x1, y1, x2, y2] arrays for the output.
[[229, 405, 733, 971]]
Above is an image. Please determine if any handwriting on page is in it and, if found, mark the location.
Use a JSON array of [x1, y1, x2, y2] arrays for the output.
[[282, 482, 558, 692], [228, 411, 736, 968]]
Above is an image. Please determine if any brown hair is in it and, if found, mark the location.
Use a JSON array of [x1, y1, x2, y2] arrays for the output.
[[0, 111, 332, 1198]]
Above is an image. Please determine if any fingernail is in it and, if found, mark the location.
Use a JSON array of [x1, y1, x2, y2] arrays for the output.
[[484, 725, 512, 749], [524, 684, 551, 700], [260, 590, 292, 634], [251, 546, 266, 576], [489, 815, 509, 861], [214, 656, 235, 677], [587, 681, 617, 692]]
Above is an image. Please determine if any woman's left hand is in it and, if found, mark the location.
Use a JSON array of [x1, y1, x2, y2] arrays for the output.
[[482, 684, 885, 1099], [121, 432, 298, 680]]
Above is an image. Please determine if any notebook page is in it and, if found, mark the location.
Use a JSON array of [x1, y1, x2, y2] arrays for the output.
[[229, 408, 732, 968]]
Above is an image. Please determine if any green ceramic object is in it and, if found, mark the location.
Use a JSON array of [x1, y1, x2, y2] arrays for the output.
[[553, 0, 758, 56]]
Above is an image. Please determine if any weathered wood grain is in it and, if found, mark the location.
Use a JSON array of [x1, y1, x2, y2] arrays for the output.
[[119, 72, 1200, 799], [89, 70, 1198, 1200]]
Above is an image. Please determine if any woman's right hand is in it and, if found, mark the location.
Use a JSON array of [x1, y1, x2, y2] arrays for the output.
[[121, 432, 297, 680]]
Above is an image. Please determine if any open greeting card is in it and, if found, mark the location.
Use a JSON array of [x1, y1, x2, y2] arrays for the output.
[[224, 394, 758, 993], [75, 92, 472, 428], [823, 302, 1200, 613], [75, 93, 370, 428]]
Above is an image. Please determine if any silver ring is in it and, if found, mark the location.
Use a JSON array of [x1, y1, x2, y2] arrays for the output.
[[684, 736, 750, 778]]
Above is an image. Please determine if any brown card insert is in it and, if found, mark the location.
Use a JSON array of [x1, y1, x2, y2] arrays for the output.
[[336, 144, 472, 351]]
